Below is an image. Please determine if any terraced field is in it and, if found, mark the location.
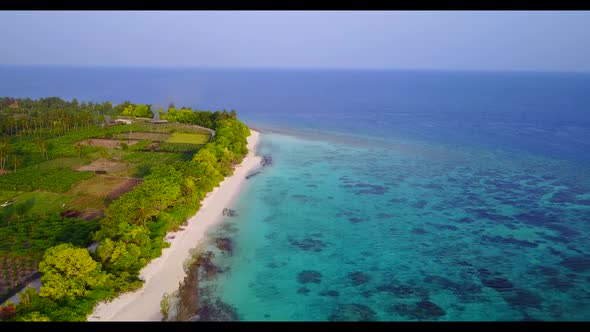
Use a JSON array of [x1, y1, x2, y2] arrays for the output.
[[167, 132, 209, 144], [113, 132, 170, 141], [0, 121, 209, 303]]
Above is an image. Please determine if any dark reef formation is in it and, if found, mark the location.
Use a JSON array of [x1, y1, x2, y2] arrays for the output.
[[297, 270, 322, 284], [328, 304, 377, 321]]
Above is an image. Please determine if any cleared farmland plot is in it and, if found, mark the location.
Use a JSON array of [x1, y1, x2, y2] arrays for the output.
[[76, 159, 132, 176], [123, 151, 192, 177], [79, 138, 141, 148], [0, 191, 75, 218], [166, 132, 209, 144], [69, 175, 128, 198], [113, 132, 170, 141], [37, 157, 90, 171], [123, 151, 190, 164], [156, 142, 202, 153], [0, 167, 95, 193]]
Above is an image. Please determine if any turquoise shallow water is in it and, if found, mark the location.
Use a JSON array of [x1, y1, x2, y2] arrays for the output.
[[0, 66, 588, 320], [194, 130, 590, 321]]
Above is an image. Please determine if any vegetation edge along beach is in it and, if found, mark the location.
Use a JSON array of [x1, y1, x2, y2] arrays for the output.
[[0, 97, 258, 321]]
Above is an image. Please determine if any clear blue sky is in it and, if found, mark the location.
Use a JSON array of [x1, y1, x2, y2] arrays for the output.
[[1, 11, 589, 72]]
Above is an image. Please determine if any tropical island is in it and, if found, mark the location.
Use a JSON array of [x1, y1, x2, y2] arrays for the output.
[[0, 97, 259, 321]]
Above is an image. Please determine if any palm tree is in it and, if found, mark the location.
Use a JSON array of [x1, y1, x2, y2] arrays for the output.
[[183, 177, 196, 197], [12, 155, 21, 173], [0, 138, 10, 171], [35, 137, 48, 160], [74, 142, 83, 158], [131, 200, 155, 225]]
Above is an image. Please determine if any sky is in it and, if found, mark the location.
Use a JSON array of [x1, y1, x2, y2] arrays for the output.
[[0, 11, 589, 72]]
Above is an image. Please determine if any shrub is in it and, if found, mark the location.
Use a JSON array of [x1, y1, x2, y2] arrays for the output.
[[0, 302, 16, 321], [0, 166, 94, 192]]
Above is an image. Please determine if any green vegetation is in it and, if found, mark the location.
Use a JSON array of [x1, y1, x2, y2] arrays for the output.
[[156, 142, 203, 153], [161, 107, 237, 131], [0, 166, 95, 193], [120, 104, 153, 119], [122, 151, 191, 177], [114, 132, 170, 141], [0, 216, 99, 257], [0, 213, 100, 301], [0, 97, 110, 137], [0, 191, 75, 219], [39, 244, 107, 301], [1, 97, 250, 321], [167, 132, 209, 145], [160, 292, 172, 320], [37, 157, 89, 171]]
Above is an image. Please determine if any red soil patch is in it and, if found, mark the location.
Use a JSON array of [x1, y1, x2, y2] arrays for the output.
[[60, 209, 82, 218], [80, 209, 104, 221], [106, 178, 143, 200]]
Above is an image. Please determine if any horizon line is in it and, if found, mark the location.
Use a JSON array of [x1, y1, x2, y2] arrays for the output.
[[1, 63, 590, 74]]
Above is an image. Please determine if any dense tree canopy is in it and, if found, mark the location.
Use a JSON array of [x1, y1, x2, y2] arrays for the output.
[[4, 97, 251, 321], [0, 97, 113, 136], [120, 104, 154, 118], [38, 243, 107, 301], [161, 107, 237, 130]]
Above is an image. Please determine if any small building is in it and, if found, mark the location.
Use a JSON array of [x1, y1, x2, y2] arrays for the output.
[[135, 117, 152, 122], [114, 118, 133, 125]]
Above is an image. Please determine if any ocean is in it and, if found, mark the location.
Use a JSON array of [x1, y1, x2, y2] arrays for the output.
[[1, 66, 589, 320]]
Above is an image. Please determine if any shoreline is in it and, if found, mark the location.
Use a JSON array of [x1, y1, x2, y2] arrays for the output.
[[88, 129, 261, 321]]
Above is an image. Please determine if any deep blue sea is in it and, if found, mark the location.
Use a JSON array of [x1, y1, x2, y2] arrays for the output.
[[1, 66, 589, 320]]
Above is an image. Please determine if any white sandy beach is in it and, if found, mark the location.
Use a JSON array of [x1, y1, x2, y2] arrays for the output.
[[88, 129, 261, 321]]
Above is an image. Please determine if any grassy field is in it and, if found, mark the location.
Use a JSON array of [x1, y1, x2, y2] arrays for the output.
[[0, 167, 95, 193], [156, 142, 204, 153], [70, 175, 125, 196], [0, 190, 17, 203], [36, 157, 90, 171], [114, 132, 171, 141], [0, 191, 75, 220], [166, 132, 210, 144], [76, 159, 133, 177], [0, 174, 143, 223], [8, 192, 75, 217]]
